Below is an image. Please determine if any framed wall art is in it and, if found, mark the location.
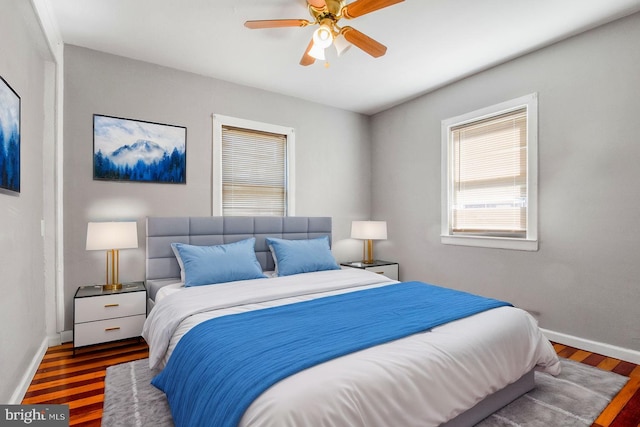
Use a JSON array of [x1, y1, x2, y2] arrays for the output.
[[93, 114, 186, 183], [0, 76, 21, 195]]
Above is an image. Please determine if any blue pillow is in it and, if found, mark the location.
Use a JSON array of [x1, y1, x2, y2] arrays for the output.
[[171, 238, 267, 287], [265, 236, 340, 277]]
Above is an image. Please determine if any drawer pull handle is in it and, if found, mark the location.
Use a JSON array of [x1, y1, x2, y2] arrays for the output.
[[104, 303, 120, 308], [105, 327, 121, 332], [375, 271, 384, 274]]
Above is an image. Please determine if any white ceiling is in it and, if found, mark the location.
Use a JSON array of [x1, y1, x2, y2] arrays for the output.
[[48, 0, 640, 115]]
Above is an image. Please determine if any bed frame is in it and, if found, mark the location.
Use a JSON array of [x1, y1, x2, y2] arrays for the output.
[[144, 215, 534, 426], [145, 216, 333, 304]]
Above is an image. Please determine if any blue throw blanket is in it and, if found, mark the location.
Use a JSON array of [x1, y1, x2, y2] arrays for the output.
[[152, 281, 511, 427]]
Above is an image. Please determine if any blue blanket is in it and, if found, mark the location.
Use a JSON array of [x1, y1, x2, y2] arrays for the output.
[[152, 281, 511, 427]]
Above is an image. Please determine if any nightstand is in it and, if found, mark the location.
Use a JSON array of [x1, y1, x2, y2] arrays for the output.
[[73, 281, 146, 353], [341, 260, 399, 281]]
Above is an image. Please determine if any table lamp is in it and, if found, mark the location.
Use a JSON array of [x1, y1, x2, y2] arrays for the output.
[[351, 220, 387, 265], [86, 221, 138, 290]]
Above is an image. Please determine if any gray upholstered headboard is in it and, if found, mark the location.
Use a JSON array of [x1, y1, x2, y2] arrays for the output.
[[146, 216, 333, 281]]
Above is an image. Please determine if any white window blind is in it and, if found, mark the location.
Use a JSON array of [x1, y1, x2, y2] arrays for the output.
[[441, 93, 538, 251], [221, 126, 288, 216], [451, 108, 527, 237]]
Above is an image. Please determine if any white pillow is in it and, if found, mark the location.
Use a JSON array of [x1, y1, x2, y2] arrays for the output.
[[171, 243, 186, 282]]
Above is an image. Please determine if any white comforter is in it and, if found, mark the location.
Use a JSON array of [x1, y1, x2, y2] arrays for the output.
[[143, 269, 560, 426]]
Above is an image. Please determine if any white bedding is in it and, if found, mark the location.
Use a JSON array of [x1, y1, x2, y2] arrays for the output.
[[143, 269, 560, 426], [154, 281, 183, 303]]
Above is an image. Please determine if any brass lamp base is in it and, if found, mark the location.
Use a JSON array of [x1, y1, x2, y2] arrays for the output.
[[361, 239, 375, 265], [102, 249, 122, 291]]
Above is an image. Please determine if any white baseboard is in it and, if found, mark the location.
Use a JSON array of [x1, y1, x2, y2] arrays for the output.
[[10, 332, 71, 404], [10, 337, 49, 404], [541, 328, 640, 365], [60, 329, 73, 344], [48, 333, 61, 347]]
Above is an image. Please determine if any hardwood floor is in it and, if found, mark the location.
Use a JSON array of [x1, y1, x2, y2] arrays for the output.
[[22, 339, 640, 426], [21, 339, 148, 427]]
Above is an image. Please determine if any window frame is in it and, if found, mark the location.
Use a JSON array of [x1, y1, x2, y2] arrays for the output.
[[212, 114, 295, 216], [440, 93, 538, 251]]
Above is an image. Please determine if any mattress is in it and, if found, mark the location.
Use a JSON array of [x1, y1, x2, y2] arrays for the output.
[[143, 268, 560, 426], [146, 278, 181, 302]]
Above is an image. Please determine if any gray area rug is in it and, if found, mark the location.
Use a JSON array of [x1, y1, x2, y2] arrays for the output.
[[476, 359, 628, 427], [102, 358, 628, 426]]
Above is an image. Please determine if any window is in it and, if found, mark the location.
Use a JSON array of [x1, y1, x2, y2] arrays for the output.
[[213, 115, 295, 216], [441, 93, 538, 251]]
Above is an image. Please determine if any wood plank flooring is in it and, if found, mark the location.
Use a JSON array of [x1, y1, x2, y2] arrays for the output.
[[22, 339, 148, 427], [22, 339, 640, 426]]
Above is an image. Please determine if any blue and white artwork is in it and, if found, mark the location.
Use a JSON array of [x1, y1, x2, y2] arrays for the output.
[[0, 76, 20, 194], [93, 115, 186, 183]]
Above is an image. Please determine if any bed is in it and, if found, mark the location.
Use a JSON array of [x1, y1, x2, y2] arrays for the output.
[[142, 216, 560, 427]]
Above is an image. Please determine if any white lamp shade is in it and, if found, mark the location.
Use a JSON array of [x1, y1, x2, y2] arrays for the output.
[[351, 221, 387, 240], [333, 33, 352, 56], [308, 42, 326, 60], [86, 221, 138, 251], [313, 25, 333, 49]]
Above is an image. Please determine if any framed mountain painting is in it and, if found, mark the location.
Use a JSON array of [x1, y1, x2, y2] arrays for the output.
[[93, 114, 186, 183], [0, 76, 20, 195]]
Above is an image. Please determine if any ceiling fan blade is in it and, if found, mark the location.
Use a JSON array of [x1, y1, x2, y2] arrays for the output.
[[300, 38, 316, 66], [343, 0, 404, 19], [244, 19, 311, 29], [341, 27, 387, 58]]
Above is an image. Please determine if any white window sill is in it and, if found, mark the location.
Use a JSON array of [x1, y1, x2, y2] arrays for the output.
[[441, 235, 538, 251]]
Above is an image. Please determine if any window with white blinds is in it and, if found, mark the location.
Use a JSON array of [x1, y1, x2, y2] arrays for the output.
[[213, 115, 295, 216], [451, 108, 527, 237], [441, 94, 538, 251]]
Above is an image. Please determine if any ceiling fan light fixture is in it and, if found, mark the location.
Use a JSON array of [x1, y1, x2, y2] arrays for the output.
[[244, 0, 405, 66], [333, 33, 352, 56], [313, 24, 333, 49], [308, 42, 326, 60]]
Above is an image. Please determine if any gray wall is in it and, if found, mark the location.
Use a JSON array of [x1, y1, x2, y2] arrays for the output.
[[371, 12, 640, 352], [0, 1, 50, 403], [63, 46, 372, 330]]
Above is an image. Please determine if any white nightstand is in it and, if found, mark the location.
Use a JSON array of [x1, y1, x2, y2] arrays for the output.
[[73, 281, 146, 353], [341, 260, 399, 281]]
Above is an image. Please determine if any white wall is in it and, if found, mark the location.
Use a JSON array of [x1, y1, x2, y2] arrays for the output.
[[371, 12, 640, 354], [63, 46, 372, 330], [0, 0, 53, 403]]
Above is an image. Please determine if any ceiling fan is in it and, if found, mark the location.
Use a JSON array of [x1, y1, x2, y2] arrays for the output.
[[244, 0, 404, 66]]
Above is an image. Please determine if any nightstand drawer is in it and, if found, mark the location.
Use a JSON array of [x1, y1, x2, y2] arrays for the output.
[[73, 314, 146, 347], [75, 291, 146, 323], [366, 264, 398, 280]]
